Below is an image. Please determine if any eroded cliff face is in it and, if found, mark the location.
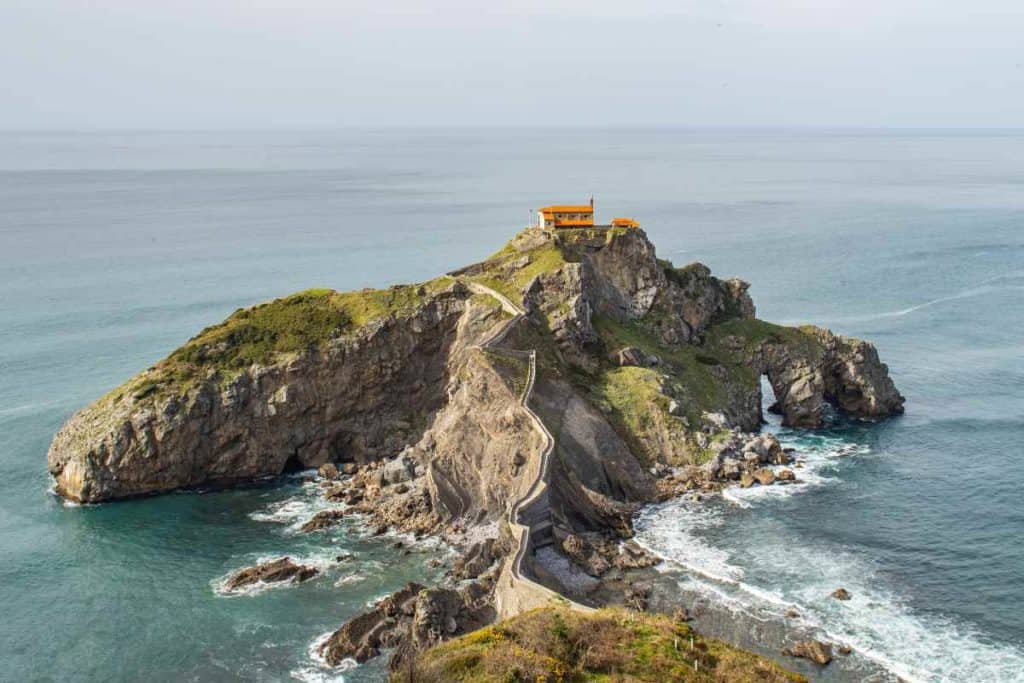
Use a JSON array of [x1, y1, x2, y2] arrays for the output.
[[48, 283, 486, 502]]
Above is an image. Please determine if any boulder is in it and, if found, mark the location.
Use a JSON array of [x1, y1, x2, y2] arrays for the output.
[[381, 457, 415, 485], [609, 346, 647, 367], [318, 462, 339, 480], [830, 587, 852, 601], [752, 467, 776, 486], [721, 461, 741, 481], [300, 509, 348, 533], [739, 472, 756, 488], [784, 639, 832, 665], [777, 468, 796, 481], [225, 557, 318, 591]]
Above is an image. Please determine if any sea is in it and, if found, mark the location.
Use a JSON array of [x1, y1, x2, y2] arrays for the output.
[[1, 128, 1022, 682]]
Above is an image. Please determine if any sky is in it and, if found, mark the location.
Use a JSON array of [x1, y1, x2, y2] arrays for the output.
[[2, 0, 1024, 129]]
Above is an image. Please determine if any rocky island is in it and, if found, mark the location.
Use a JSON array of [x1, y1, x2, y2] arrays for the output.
[[49, 225, 903, 680]]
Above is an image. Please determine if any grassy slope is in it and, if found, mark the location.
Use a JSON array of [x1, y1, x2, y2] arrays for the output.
[[116, 278, 451, 403], [399, 607, 806, 683]]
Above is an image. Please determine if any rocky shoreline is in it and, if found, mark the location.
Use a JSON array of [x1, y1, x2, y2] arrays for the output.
[[48, 225, 903, 680]]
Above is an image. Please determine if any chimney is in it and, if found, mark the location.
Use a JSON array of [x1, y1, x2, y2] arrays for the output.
[[589, 196, 594, 209]]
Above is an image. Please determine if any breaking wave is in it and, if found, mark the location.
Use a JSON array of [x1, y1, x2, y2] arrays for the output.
[[635, 433, 1024, 682]]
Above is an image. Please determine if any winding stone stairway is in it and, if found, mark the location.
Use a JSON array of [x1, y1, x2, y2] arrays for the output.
[[462, 280, 593, 618]]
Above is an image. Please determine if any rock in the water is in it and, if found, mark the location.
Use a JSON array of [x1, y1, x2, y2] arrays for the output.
[[784, 639, 832, 665], [225, 557, 318, 591], [739, 472, 756, 488], [299, 509, 348, 533], [837, 644, 853, 656], [317, 580, 494, 668], [752, 467, 776, 486], [831, 587, 852, 601], [777, 468, 796, 481], [318, 462, 339, 480]]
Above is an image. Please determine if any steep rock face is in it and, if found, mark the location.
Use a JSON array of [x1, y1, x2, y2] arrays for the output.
[[752, 325, 905, 428], [530, 376, 655, 535], [418, 343, 545, 525], [48, 285, 477, 502]]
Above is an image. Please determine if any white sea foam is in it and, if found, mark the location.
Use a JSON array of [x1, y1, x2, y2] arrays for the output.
[[635, 499, 743, 584], [212, 552, 339, 597], [292, 631, 358, 682], [333, 574, 364, 587], [637, 434, 1024, 682]]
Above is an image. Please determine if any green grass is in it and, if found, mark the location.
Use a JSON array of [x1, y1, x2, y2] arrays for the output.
[[398, 607, 806, 683], [482, 348, 531, 398], [703, 318, 824, 361], [116, 278, 452, 403], [471, 243, 569, 303]]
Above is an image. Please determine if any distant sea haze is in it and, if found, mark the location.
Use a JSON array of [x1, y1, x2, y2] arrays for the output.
[[1, 128, 1022, 681]]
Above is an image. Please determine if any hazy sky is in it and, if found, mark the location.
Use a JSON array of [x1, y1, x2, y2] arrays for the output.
[[3, 1, 1024, 128]]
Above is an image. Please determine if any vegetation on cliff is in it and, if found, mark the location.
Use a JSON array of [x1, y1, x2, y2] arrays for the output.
[[120, 279, 452, 403], [397, 607, 806, 683]]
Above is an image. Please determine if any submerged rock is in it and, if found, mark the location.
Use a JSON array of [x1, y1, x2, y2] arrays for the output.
[[831, 587, 852, 601]]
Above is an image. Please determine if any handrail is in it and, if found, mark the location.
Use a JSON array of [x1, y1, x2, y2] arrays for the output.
[[461, 279, 592, 613]]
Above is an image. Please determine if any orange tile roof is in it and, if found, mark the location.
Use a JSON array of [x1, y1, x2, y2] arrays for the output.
[[539, 205, 593, 214], [550, 219, 595, 227], [611, 217, 640, 227]]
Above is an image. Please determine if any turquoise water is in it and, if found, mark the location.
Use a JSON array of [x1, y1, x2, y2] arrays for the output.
[[2, 129, 1022, 681]]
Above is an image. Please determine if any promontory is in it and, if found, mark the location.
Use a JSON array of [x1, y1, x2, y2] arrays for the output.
[[48, 224, 903, 680]]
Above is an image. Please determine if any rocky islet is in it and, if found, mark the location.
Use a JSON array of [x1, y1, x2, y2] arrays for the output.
[[47, 225, 903, 678]]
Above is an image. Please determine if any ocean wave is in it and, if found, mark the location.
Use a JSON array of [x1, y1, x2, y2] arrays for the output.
[[635, 433, 1024, 682], [291, 631, 358, 682]]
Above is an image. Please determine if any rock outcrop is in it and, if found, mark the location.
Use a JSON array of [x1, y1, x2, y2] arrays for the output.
[[784, 639, 834, 665], [317, 580, 495, 668], [223, 557, 318, 591]]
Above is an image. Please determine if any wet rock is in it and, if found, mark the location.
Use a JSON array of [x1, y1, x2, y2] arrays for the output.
[[318, 583, 424, 664], [341, 462, 359, 475], [318, 580, 495, 668], [318, 462, 339, 480], [739, 472, 756, 488], [784, 639, 832, 665], [225, 557, 318, 591], [777, 468, 796, 482], [831, 587, 852, 601], [837, 644, 853, 656], [784, 608, 800, 619], [752, 467, 776, 486], [300, 509, 348, 533]]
